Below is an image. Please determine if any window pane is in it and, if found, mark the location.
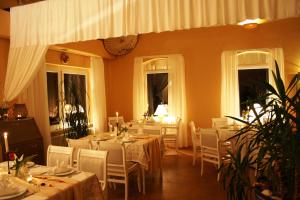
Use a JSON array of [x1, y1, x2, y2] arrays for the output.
[[64, 74, 87, 113], [147, 73, 168, 115], [47, 72, 60, 125], [238, 69, 268, 116]]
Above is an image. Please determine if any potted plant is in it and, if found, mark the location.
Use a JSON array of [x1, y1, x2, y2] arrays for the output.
[[220, 62, 300, 199]]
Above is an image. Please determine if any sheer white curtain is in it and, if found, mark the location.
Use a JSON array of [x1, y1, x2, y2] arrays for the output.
[[4, 45, 48, 101], [9, 0, 299, 48], [221, 51, 239, 118], [17, 62, 51, 155], [90, 57, 107, 133], [167, 55, 188, 147], [133, 57, 147, 120], [269, 48, 285, 86]]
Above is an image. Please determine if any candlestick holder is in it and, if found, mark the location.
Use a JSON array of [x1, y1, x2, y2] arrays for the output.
[[116, 122, 119, 135], [6, 152, 11, 174]]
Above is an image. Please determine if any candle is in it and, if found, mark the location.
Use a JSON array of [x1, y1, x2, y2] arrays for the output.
[[3, 132, 9, 153], [116, 112, 119, 117]]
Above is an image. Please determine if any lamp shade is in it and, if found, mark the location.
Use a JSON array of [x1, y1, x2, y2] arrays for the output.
[[154, 104, 168, 116]]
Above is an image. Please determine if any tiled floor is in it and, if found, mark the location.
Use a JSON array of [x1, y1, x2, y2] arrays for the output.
[[108, 149, 227, 200]]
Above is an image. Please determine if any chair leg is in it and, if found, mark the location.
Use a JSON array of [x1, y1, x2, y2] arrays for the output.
[[201, 157, 204, 176], [193, 153, 196, 166], [137, 170, 141, 193], [125, 178, 128, 200], [103, 187, 108, 200], [217, 161, 221, 182], [142, 168, 146, 194]]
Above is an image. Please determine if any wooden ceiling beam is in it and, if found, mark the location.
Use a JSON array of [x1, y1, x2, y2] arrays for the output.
[[0, 0, 45, 10]]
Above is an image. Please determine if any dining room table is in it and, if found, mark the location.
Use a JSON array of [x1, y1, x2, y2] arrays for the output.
[[85, 132, 163, 174], [85, 132, 164, 194], [217, 125, 252, 158], [0, 162, 103, 200]]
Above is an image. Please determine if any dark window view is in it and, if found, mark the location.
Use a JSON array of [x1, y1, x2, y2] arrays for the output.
[[64, 74, 87, 113], [47, 72, 60, 125], [147, 73, 168, 115], [238, 69, 269, 116]]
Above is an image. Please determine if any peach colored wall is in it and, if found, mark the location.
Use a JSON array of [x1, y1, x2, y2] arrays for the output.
[[104, 17, 300, 128], [0, 39, 9, 105], [56, 40, 114, 59], [46, 49, 90, 68], [0, 10, 10, 38]]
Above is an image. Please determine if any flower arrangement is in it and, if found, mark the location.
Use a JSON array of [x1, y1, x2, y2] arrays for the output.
[[9, 153, 36, 178]]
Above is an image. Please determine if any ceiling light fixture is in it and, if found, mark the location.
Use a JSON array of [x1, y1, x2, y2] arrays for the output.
[[238, 18, 267, 29]]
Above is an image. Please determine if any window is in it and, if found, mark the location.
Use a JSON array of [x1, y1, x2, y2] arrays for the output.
[[47, 72, 60, 125], [237, 51, 269, 116], [46, 64, 90, 129], [64, 73, 87, 112], [221, 48, 285, 118], [238, 69, 269, 115], [147, 73, 168, 115], [144, 58, 169, 115]]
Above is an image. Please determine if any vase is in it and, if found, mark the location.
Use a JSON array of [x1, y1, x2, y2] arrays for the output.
[[15, 165, 29, 180]]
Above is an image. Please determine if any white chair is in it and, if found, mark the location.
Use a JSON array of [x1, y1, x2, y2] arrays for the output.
[[90, 140, 100, 150], [212, 117, 228, 128], [142, 125, 162, 135], [199, 128, 221, 181], [127, 124, 140, 134], [47, 145, 74, 167], [77, 149, 108, 192], [67, 138, 91, 166], [163, 117, 181, 151], [98, 141, 142, 200], [189, 121, 201, 166], [108, 116, 125, 132]]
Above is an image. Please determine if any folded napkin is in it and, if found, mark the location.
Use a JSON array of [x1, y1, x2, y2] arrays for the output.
[[0, 175, 21, 197], [30, 166, 50, 176], [54, 166, 70, 174], [54, 161, 71, 174]]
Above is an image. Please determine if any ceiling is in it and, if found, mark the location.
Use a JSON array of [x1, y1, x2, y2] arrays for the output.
[[0, 0, 45, 11]]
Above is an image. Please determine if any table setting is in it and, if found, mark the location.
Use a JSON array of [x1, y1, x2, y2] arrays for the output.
[[0, 132, 103, 200]]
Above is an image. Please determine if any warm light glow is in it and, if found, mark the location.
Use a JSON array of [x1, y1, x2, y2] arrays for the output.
[[116, 112, 119, 117], [162, 116, 176, 123], [154, 104, 168, 116], [3, 132, 9, 153], [27, 174, 33, 183], [238, 18, 267, 29], [248, 103, 263, 122], [64, 104, 72, 114]]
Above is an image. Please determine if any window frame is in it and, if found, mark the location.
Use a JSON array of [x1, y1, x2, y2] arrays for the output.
[[46, 64, 90, 131]]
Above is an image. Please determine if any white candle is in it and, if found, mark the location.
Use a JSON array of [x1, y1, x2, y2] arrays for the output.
[[116, 112, 119, 123], [3, 132, 9, 153]]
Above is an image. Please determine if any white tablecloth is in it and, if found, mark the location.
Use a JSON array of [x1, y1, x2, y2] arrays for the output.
[[88, 134, 163, 172], [0, 164, 103, 200]]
